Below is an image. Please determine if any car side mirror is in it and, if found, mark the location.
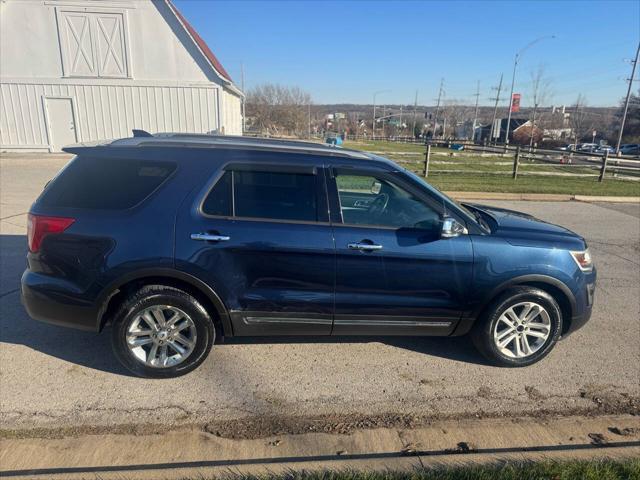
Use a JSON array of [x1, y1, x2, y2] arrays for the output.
[[441, 217, 467, 239]]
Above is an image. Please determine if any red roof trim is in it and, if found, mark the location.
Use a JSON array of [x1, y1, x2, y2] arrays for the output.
[[166, 0, 233, 83]]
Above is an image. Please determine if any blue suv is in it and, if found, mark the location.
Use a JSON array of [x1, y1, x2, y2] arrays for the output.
[[21, 133, 596, 378]]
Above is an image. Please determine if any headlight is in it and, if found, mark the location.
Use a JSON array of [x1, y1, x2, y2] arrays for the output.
[[571, 248, 593, 272]]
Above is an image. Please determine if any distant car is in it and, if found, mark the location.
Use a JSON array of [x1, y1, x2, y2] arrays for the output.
[[22, 132, 596, 377], [577, 143, 599, 153], [595, 145, 615, 154], [558, 144, 576, 151], [619, 144, 640, 156]]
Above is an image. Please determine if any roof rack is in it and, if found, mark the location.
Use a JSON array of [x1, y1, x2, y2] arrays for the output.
[[96, 132, 373, 160]]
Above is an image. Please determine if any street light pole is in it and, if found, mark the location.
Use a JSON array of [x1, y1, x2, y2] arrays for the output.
[[504, 35, 555, 147], [615, 41, 640, 154], [372, 90, 390, 140]]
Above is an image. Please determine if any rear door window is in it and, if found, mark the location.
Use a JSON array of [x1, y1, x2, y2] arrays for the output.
[[39, 156, 176, 210], [202, 169, 319, 222]]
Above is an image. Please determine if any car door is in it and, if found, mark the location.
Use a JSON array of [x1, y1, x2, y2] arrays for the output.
[[175, 161, 335, 336], [327, 166, 473, 336]]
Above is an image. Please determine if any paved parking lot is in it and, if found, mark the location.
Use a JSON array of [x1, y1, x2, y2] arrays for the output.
[[1, 154, 638, 433]]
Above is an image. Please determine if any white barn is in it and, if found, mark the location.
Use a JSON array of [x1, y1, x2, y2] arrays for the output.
[[0, 0, 243, 152]]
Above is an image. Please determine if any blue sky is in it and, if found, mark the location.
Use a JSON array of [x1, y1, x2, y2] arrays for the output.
[[175, 0, 639, 107]]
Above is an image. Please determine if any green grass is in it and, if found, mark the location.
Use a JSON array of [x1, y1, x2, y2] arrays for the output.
[[344, 140, 426, 154], [343, 141, 640, 196], [194, 458, 640, 480], [423, 173, 639, 196]]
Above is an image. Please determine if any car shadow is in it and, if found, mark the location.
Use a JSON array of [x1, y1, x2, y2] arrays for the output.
[[0, 234, 488, 377], [224, 335, 487, 365]]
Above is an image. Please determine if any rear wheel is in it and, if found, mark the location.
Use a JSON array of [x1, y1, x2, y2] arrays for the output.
[[471, 287, 562, 367], [111, 285, 214, 378]]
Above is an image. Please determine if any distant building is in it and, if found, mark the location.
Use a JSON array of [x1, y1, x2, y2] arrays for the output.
[[544, 128, 574, 140], [0, 0, 243, 152], [475, 118, 530, 143]]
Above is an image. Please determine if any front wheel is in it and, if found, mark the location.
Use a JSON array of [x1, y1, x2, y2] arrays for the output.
[[471, 287, 563, 367], [111, 285, 215, 378]]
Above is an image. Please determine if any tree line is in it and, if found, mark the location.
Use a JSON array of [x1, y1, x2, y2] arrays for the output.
[[245, 82, 640, 145]]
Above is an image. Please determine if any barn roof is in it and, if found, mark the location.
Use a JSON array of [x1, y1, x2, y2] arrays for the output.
[[165, 0, 242, 96]]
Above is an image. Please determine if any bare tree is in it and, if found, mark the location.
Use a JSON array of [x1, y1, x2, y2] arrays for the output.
[[569, 94, 594, 149], [613, 93, 640, 143], [527, 65, 553, 150], [246, 84, 312, 137], [441, 100, 472, 139]]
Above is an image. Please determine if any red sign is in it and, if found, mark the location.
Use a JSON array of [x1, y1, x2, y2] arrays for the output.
[[511, 93, 521, 113]]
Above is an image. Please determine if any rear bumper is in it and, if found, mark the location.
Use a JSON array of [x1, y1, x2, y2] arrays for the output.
[[21, 270, 99, 331]]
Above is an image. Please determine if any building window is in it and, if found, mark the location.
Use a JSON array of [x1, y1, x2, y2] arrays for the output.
[[56, 9, 130, 78]]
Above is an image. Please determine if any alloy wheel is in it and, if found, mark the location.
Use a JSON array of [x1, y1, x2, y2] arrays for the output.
[[493, 301, 551, 359], [126, 305, 197, 368]]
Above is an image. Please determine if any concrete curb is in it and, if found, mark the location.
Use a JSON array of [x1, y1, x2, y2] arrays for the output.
[[1, 414, 638, 479], [446, 191, 640, 203]]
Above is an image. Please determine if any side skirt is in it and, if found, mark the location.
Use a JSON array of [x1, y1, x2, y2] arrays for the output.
[[230, 311, 457, 336]]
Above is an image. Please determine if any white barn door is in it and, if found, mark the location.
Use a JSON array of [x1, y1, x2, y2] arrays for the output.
[[96, 14, 128, 77], [45, 98, 78, 152], [57, 9, 129, 78], [61, 12, 97, 76]]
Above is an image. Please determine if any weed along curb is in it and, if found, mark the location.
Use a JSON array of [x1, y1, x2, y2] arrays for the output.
[[446, 191, 640, 203]]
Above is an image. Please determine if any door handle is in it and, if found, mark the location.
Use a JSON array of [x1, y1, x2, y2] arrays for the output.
[[191, 233, 230, 242], [348, 242, 383, 251]]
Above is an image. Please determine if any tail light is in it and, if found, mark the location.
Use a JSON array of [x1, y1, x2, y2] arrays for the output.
[[27, 214, 75, 253]]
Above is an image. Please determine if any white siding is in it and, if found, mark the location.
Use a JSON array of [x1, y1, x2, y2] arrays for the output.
[[223, 89, 242, 135], [0, 0, 243, 150], [0, 81, 220, 150]]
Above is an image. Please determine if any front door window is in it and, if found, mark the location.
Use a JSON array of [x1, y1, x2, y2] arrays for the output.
[[335, 173, 441, 231]]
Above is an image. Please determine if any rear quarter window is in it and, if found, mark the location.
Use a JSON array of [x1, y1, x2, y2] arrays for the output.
[[39, 156, 176, 210]]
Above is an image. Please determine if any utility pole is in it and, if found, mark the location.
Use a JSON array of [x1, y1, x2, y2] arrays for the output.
[[240, 62, 246, 135], [308, 103, 311, 139], [504, 35, 555, 146], [471, 80, 480, 142], [411, 90, 418, 139], [489, 74, 503, 145], [615, 41, 640, 154], [433, 78, 444, 139]]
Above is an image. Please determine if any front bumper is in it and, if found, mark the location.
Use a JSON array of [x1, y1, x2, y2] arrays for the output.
[[21, 270, 99, 331], [562, 270, 596, 338]]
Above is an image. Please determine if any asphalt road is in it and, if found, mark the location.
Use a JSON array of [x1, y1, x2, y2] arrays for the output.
[[1, 155, 639, 433]]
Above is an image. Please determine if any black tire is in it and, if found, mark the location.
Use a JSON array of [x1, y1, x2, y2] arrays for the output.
[[470, 286, 563, 367], [111, 285, 215, 378]]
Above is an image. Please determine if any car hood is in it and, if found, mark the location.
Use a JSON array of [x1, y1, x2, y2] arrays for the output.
[[465, 203, 587, 250]]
